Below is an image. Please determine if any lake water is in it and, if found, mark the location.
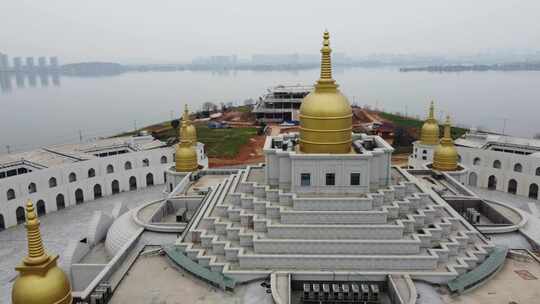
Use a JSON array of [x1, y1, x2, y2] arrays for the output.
[[1, 67, 539, 153]]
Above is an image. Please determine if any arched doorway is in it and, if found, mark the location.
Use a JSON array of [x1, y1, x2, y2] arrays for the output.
[[469, 172, 478, 187], [129, 176, 137, 191], [75, 189, 84, 204], [56, 194, 65, 210], [93, 184, 102, 199], [530, 183, 539, 200], [146, 173, 154, 186], [507, 179, 518, 194], [488, 175, 497, 190], [0, 214, 5, 231], [111, 180, 120, 194], [16, 206, 25, 224], [36, 200, 46, 216]]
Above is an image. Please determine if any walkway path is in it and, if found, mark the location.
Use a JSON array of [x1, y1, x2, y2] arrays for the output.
[[0, 185, 166, 304]]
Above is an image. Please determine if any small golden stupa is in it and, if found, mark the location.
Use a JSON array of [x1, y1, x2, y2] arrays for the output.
[[175, 139, 199, 172], [420, 101, 440, 145], [433, 116, 459, 171], [12, 200, 72, 304], [299, 31, 353, 154], [181, 105, 197, 146]]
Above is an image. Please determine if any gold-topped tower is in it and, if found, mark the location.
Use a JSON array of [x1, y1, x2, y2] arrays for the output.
[[180, 105, 197, 146], [299, 31, 353, 154], [420, 101, 440, 145], [12, 200, 72, 304], [175, 139, 199, 172], [432, 116, 459, 171]]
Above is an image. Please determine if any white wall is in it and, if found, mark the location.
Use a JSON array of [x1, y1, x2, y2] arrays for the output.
[[0, 147, 174, 229]]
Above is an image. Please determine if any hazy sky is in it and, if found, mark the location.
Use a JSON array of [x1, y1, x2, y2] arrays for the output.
[[2, 0, 540, 63]]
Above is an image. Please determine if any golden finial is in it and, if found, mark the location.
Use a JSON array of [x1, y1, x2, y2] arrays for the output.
[[12, 200, 73, 304], [316, 30, 337, 91], [22, 200, 49, 266], [180, 104, 197, 146], [182, 104, 190, 122], [428, 100, 435, 119], [433, 114, 458, 171]]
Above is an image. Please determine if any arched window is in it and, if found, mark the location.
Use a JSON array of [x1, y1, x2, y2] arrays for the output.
[[49, 177, 57, 188], [107, 164, 114, 174], [508, 179, 518, 194], [457, 154, 462, 163], [75, 189, 84, 204], [36, 200, 46, 216], [473, 157, 481, 166], [69, 172, 77, 183], [160, 156, 168, 164], [56, 194, 65, 210], [28, 182, 37, 194], [7, 189, 15, 200], [0, 214, 5, 231], [142, 159, 150, 167], [493, 160, 501, 169], [536, 167, 540, 176], [514, 163, 522, 173], [530, 183, 539, 200], [146, 173, 154, 186], [88, 168, 96, 178], [16, 206, 25, 224], [93, 184, 102, 199], [124, 161, 132, 170]]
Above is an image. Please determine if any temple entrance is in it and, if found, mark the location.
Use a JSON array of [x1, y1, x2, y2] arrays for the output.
[[530, 183, 539, 200], [469, 172, 478, 187], [75, 189, 84, 204], [36, 200, 46, 216], [94, 184, 102, 199], [112, 180, 120, 194], [488, 175, 497, 190], [16, 207, 25, 224], [56, 194, 65, 210], [508, 179, 518, 194], [129, 176, 137, 191], [146, 173, 154, 186]]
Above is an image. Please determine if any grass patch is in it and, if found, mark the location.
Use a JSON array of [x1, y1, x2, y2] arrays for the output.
[[146, 123, 258, 158], [197, 125, 258, 158], [378, 111, 467, 139]]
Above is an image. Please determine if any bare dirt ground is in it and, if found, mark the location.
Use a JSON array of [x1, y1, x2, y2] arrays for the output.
[[209, 135, 266, 167], [392, 153, 410, 166]]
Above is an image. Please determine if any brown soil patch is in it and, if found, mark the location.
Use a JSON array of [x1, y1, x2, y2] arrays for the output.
[[209, 135, 266, 167]]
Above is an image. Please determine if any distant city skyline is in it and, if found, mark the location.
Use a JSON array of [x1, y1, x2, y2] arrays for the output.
[[2, 0, 540, 63]]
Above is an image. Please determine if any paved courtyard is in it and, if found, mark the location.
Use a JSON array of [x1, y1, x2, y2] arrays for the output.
[[0, 185, 166, 304]]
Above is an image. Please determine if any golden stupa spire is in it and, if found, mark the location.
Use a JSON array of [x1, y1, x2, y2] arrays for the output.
[[12, 200, 72, 304], [316, 30, 337, 91], [298, 30, 353, 154], [433, 115, 458, 171], [22, 201, 49, 265], [180, 104, 197, 145], [420, 100, 440, 145]]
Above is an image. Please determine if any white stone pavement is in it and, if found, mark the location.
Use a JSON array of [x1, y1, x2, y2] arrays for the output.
[[0, 185, 166, 304], [469, 186, 540, 249]]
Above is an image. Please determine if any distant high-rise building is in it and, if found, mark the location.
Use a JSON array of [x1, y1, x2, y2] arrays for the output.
[[49, 56, 58, 69], [13, 57, 22, 71], [38, 56, 47, 69], [25, 57, 35, 70], [0, 53, 9, 71]]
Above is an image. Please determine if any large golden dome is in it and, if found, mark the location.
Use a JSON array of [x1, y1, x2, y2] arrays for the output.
[[175, 140, 198, 172], [420, 101, 440, 145], [433, 116, 458, 171], [181, 105, 197, 146], [299, 31, 352, 154], [12, 201, 72, 304]]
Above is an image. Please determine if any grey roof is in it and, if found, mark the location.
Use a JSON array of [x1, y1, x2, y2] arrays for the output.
[[455, 131, 540, 150], [0, 135, 166, 168]]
